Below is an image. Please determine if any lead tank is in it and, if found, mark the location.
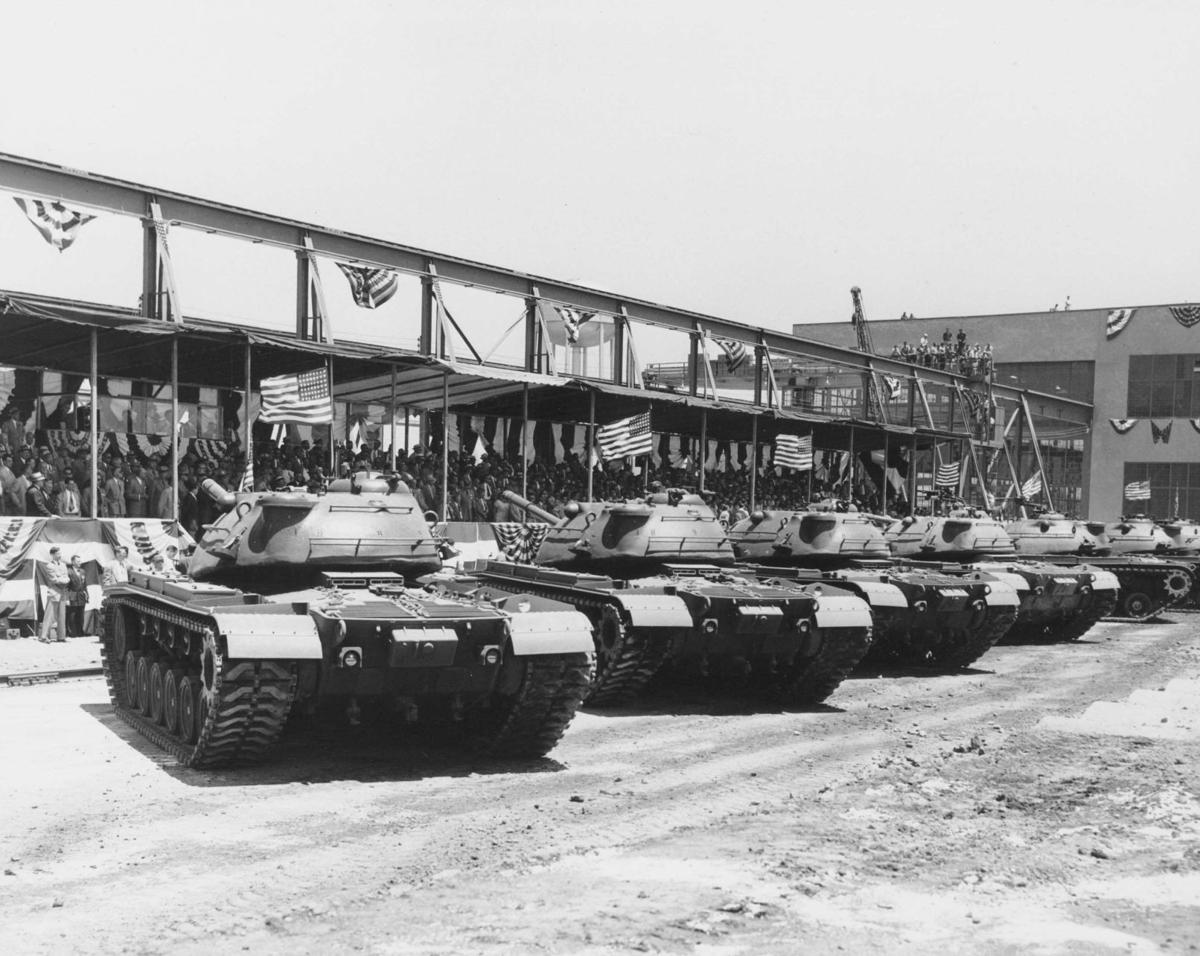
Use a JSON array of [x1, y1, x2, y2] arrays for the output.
[[885, 506, 1122, 640], [100, 474, 595, 768], [464, 490, 874, 707], [1004, 511, 1192, 621], [727, 503, 1020, 668]]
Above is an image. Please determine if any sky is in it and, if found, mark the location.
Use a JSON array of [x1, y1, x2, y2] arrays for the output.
[[0, 0, 1197, 368]]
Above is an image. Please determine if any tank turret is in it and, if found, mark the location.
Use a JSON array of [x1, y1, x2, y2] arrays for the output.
[[886, 507, 1017, 560], [729, 505, 890, 566], [1096, 515, 1171, 554], [189, 473, 443, 586], [1006, 512, 1107, 555], [1161, 519, 1200, 553], [500, 489, 734, 569]]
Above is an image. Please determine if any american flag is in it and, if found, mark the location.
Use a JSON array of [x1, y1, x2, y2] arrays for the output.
[[935, 462, 960, 487], [596, 412, 652, 459], [13, 197, 96, 251], [1020, 473, 1043, 498], [554, 306, 595, 345], [773, 433, 813, 471], [190, 438, 229, 464], [882, 374, 903, 402], [337, 263, 399, 309], [259, 368, 334, 424], [716, 339, 747, 373], [240, 454, 254, 492], [1124, 480, 1151, 501]]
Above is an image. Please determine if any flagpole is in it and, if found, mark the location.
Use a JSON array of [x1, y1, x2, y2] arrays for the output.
[[749, 413, 758, 512], [909, 434, 918, 513], [243, 343, 252, 491], [698, 409, 707, 494], [521, 383, 529, 500], [89, 329, 98, 518], [389, 365, 397, 473], [171, 336, 179, 521], [441, 371, 450, 521], [847, 424, 856, 503], [881, 426, 889, 514], [327, 356, 335, 476], [586, 389, 595, 502], [644, 401, 652, 496]]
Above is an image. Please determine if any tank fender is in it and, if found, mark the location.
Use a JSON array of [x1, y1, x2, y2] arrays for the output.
[[609, 592, 694, 630], [505, 609, 596, 657], [812, 593, 873, 630], [1085, 569, 1121, 593], [843, 580, 908, 608], [972, 569, 1029, 594], [210, 611, 324, 660], [981, 579, 1021, 608]]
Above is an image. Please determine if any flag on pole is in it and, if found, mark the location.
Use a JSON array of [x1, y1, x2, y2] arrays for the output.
[[716, 339, 747, 373], [336, 263, 399, 309], [175, 409, 190, 435], [259, 368, 334, 424], [882, 374, 903, 402], [240, 453, 254, 492], [773, 433, 813, 471], [13, 197, 96, 251], [935, 462, 960, 487], [554, 306, 595, 345], [1124, 480, 1151, 501], [596, 412, 652, 459], [1020, 472, 1043, 498]]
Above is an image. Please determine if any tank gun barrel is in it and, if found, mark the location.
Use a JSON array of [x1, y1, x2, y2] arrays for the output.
[[200, 478, 238, 511], [500, 489, 558, 524]]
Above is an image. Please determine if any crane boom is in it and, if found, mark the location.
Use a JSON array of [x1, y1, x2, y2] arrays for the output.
[[849, 286, 884, 420]]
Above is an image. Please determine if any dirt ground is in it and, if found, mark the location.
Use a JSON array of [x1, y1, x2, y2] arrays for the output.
[[1, 616, 1198, 956]]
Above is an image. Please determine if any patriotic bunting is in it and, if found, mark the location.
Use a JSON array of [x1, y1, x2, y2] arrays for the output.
[[773, 433, 813, 471], [554, 306, 595, 345], [1124, 480, 1151, 501], [191, 438, 230, 463], [596, 412, 652, 459], [13, 197, 96, 251], [1106, 308, 1134, 339], [716, 339, 748, 374], [336, 263, 399, 309], [259, 368, 334, 424], [934, 462, 960, 488], [1171, 305, 1200, 328], [1152, 420, 1173, 444], [491, 523, 552, 563], [1110, 419, 1138, 434], [1191, 419, 1200, 435]]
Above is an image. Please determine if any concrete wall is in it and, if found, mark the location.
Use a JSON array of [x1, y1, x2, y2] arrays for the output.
[[798, 305, 1199, 519]]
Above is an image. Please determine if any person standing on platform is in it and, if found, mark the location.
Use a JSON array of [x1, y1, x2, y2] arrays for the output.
[[66, 554, 88, 637], [103, 464, 125, 517], [57, 474, 82, 517], [39, 546, 70, 642], [9, 462, 30, 515], [26, 472, 54, 517], [102, 545, 133, 587], [0, 453, 14, 516], [125, 462, 148, 517], [1, 408, 25, 454]]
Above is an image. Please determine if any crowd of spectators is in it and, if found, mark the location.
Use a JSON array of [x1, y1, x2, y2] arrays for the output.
[[889, 328, 993, 377]]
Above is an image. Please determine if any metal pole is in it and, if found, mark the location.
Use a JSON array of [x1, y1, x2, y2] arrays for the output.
[[389, 365, 397, 472], [89, 329, 98, 518], [586, 389, 595, 502], [749, 414, 758, 512], [327, 356, 335, 475], [403, 405, 410, 457], [881, 426, 889, 514], [441, 372, 449, 521], [909, 434, 919, 512], [171, 337, 179, 521], [521, 383, 529, 499], [848, 425, 856, 501], [243, 343, 252, 490], [698, 408, 707, 494]]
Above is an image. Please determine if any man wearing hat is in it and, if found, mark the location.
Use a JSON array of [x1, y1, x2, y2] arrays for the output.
[[26, 471, 54, 517], [39, 545, 70, 642]]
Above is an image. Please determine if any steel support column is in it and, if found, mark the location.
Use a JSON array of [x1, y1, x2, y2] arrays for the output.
[[243, 344, 252, 490], [521, 383, 529, 499], [171, 337, 179, 520], [750, 415, 758, 512], [441, 372, 449, 521], [390, 366, 397, 472], [699, 409, 707, 494], [89, 329, 98, 518], [586, 390, 595, 502]]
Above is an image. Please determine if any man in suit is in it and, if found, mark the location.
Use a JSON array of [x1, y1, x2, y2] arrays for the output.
[[25, 472, 54, 517], [39, 546, 70, 642]]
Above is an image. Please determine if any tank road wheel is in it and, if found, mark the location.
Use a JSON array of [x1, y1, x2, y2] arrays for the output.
[[1121, 591, 1153, 619], [177, 675, 199, 745], [148, 660, 167, 725], [585, 605, 670, 706], [124, 651, 141, 709], [162, 668, 183, 735], [110, 606, 137, 661], [136, 656, 153, 716]]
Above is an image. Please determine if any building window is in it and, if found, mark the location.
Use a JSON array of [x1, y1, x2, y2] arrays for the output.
[[993, 361, 1094, 402], [1122, 461, 1199, 517], [1127, 354, 1200, 418]]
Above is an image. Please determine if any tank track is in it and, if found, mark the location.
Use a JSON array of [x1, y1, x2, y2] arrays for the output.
[[100, 596, 297, 769], [768, 625, 873, 706], [1100, 564, 1192, 622], [924, 604, 1017, 669], [1042, 587, 1119, 642], [470, 578, 672, 706], [469, 656, 594, 757]]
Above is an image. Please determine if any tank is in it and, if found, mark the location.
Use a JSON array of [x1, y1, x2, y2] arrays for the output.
[[883, 507, 1123, 640], [462, 490, 875, 708], [728, 504, 1021, 669], [99, 474, 595, 768], [1002, 511, 1193, 621]]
